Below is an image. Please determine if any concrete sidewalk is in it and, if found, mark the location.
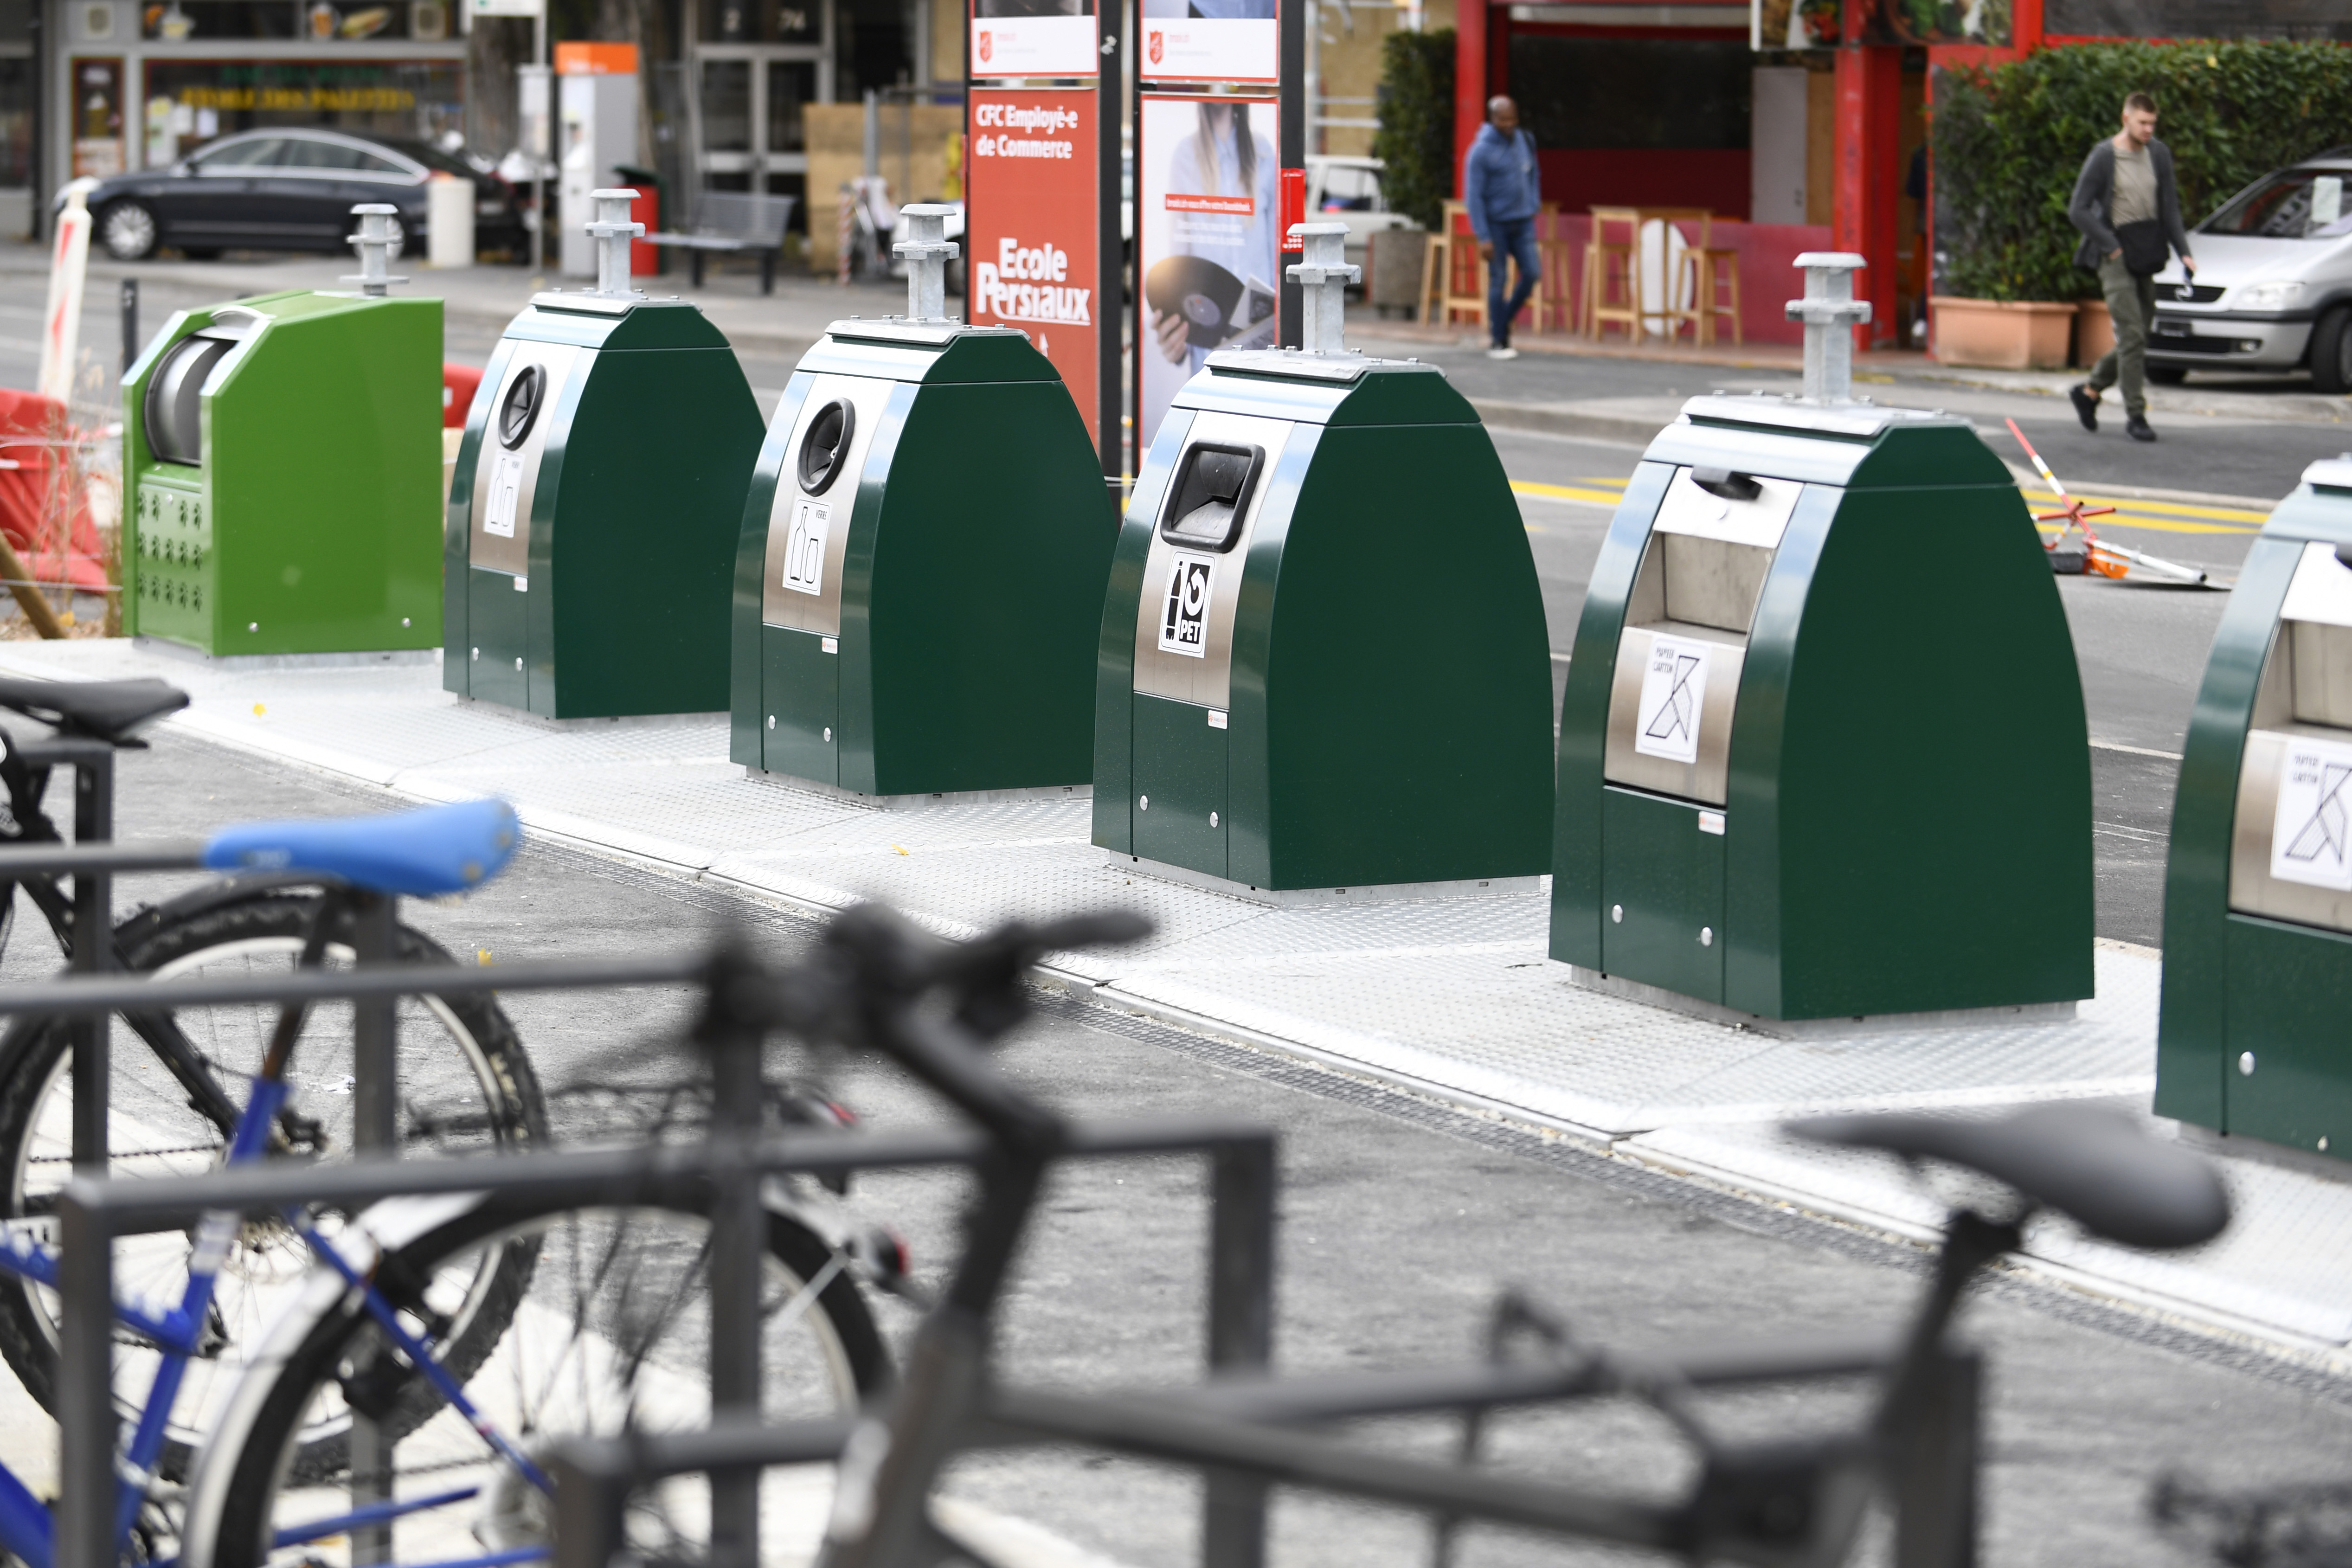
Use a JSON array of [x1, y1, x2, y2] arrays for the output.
[[1, 634, 2345, 1376]]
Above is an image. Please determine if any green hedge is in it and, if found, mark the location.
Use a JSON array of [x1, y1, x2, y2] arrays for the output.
[[1935, 40, 2352, 301], [1373, 27, 1455, 232]]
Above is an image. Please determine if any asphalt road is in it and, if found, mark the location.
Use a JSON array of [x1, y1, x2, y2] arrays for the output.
[[5, 728, 2336, 1568]]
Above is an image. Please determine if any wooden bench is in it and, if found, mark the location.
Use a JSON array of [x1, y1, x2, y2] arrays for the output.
[[644, 191, 799, 294]]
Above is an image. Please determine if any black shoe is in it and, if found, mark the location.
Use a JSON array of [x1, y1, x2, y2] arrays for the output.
[[2126, 413, 2157, 442], [2069, 384, 2100, 431]]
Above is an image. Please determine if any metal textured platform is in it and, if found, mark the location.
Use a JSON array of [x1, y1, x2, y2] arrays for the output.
[[5, 638, 2344, 1367]]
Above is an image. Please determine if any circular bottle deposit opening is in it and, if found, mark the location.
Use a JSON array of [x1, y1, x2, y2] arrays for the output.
[[798, 398, 855, 495], [498, 364, 546, 450]]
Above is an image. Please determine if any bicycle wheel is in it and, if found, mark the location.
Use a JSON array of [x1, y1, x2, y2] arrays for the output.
[[184, 1188, 890, 1568], [0, 893, 547, 1479]]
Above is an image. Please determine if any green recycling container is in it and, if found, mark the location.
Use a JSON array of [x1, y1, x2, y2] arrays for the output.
[[445, 289, 764, 718], [1550, 395, 2094, 1022], [123, 289, 443, 655], [730, 319, 1114, 797], [2159, 456, 2352, 1159], [1092, 349, 1553, 893]]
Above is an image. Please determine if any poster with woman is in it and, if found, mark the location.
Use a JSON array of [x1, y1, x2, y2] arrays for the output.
[[1136, 94, 1279, 447]]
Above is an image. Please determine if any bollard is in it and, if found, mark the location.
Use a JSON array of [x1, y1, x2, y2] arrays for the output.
[[892, 202, 958, 321], [584, 187, 645, 299], [1284, 222, 1358, 357], [341, 204, 408, 299], [1784, 251, 1870, 403]]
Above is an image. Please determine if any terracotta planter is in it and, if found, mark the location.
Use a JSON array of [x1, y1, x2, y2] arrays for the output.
[[1930, 296, 2078, 370], [2076, 300, 2114, 366]]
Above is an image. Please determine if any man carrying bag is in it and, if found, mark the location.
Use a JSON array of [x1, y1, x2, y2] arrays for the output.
[[2068, 91, 2196, 442]]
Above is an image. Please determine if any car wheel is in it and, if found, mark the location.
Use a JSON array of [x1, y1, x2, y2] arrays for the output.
[[385, 217, 410, 261], [2146, 366, 2188, 386], [2313, 306, 2352, 395], [96, 199, 158, 261]]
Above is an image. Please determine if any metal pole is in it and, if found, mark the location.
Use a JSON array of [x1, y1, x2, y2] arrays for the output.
[[1200, 1138, 1276, 1568], [118, 279, 137, 376], [1276, 0, 1305, 350], [1098, 0, 1125, 479], [707, 971, 765, 1568], [71, 752, 114, 1176], [532, 12, 548, 279], [348, 891, 400, 1566], [1891, 1349, 1980, 1568], [57, 1181, 113, 1568]]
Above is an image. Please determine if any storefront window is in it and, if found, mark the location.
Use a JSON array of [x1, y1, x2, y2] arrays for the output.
[[700, 0, 819, 45], [2046, 0, 2352, 39], [141, 0, 450, 42], [141, 59, 462, 165], [1509, 37, 1750, 150]]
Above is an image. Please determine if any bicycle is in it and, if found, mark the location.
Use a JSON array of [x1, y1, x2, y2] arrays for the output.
[[516, 903, 2235, 1568], [0, 675, 554, 1478], [0, 798, 902, 1568]]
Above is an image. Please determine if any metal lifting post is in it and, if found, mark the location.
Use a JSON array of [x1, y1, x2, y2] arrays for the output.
[[1785, 251, 1871, 404], [1285, 221, 1358, 358], [585, 188, 645, 299], [894, 203, 959, 322], [341, 204, 408, 298]]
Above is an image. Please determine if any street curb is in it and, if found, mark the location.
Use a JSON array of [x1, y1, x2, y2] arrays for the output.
[[1469, 398, 1665, 448]]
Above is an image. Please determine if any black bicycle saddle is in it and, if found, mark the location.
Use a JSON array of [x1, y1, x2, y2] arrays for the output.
[[0, 675, 190, 744], [1790, 1101, 2230, 1252]]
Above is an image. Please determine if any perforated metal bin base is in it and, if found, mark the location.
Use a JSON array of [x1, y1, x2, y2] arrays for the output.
[[1567, 964, 2081, 1040], [1117, 853, 1546, 908]]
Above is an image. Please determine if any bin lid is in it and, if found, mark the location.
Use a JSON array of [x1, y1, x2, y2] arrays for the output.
[[1677, 392, 1963, 439], [2301, 455, 2352, 494]]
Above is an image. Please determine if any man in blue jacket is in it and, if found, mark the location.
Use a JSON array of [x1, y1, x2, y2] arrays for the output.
[[1464, 95, 1541, 360]]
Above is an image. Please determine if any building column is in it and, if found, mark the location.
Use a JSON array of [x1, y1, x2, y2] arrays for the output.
[[1833, 39, 1901, 349], [1452, 0, 1484, 198]]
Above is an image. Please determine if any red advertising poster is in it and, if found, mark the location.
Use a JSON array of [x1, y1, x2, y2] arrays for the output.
[[967, 88, 1101, 448]]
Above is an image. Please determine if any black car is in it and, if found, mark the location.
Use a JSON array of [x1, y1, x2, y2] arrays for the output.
[[62, 127, 526, 262]]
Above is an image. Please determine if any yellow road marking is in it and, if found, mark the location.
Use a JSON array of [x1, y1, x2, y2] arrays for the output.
[[2020, 486, 2264, 534], [1512, 480, 1625, 506]]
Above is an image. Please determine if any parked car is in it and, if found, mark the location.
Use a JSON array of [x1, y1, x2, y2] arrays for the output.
[[58, 127, 527, 263], [2149, 149, 2352, 392]]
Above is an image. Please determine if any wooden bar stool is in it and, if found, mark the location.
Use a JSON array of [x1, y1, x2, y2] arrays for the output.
[[1422, 200, 1490, 328], [1529, 202, 1575, 334], [1583, 206, 1644, 341], [1679, 231, 1744, 346]]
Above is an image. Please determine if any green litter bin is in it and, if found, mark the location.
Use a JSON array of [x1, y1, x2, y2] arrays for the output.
[[1092, 223, 1553, 895], [445, 188, 764, 718], [1550, 253, 2093, 1023], [122, 206, 441, 656], [729, 205, 1114, 798], [2159, 455, 2352, 1159]]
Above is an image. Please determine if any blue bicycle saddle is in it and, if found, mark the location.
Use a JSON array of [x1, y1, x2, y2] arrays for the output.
[[201, 799, 522, 897]]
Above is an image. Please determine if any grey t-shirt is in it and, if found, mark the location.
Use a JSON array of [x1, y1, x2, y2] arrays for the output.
[[2112, 142, 2158, 227]]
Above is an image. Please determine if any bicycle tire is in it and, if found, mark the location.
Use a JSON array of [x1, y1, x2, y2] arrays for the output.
[[0, 894, 547, 1481], [183, 1186, 890, 1568]]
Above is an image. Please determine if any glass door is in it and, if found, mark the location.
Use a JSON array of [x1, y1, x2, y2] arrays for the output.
[[690, 0, 829, 209]]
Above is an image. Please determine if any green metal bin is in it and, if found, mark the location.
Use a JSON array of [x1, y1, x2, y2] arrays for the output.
[[445, 189, 764, 718], [2159, 455, 2352, 1159], [1549, 254, 2094, 1023], [730, 206, 1114, 798], [1091, 224, 1554, 894], [122, 207, 441, 656]]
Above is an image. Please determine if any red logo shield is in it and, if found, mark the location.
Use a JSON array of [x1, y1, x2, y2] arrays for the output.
[[977, 29, 993, 62], [1148, 28, 1163, 64]]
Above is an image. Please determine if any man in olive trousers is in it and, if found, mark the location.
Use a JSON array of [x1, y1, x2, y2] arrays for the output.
[[2067, 90, 2196, 442]]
